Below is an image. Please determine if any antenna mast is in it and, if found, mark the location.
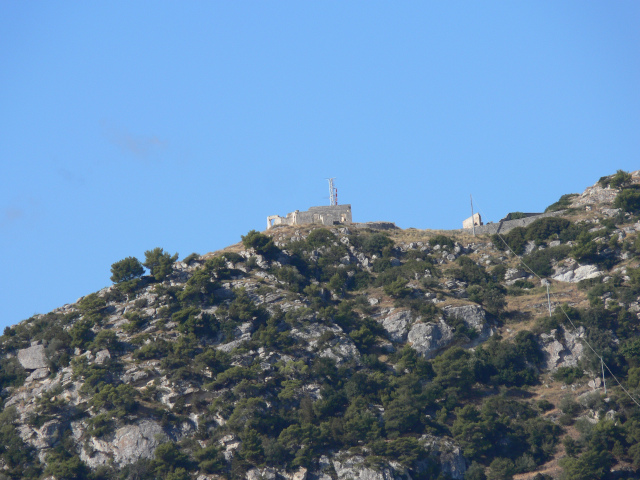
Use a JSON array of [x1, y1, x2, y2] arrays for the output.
[[328, 178, 338, 206]]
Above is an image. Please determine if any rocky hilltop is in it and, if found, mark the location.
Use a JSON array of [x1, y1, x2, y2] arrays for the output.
[[2, 170, 640, 480]]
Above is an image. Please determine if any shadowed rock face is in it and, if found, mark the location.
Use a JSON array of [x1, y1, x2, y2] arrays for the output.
[[17, 344, 48, 370]]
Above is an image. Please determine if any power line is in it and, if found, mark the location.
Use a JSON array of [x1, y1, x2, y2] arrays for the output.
[[470, 199, 640, 408]]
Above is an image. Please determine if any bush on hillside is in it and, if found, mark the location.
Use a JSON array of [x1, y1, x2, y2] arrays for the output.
[[599, 169, 632, 189], [614, 187, 640, 213], [241, 230, 280, 260], [110, 256, 145, 283], [144, 248, 179, 281], [545, 193, 578, 213]]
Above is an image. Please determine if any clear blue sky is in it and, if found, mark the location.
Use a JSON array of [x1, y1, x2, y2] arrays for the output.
[[1, 2, 639, 330]]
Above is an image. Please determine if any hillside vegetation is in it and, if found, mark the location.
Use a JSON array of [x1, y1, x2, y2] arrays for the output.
[[2, 171, 640, 480]]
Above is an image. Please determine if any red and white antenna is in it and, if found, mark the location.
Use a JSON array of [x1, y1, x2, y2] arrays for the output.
[[327, 178, 338, 206]]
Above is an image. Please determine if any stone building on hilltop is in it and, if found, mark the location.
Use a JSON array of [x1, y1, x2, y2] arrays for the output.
[[267, 204, 352, 230]]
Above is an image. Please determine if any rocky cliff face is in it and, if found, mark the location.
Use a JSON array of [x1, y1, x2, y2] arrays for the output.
[[1, 171, 640, 480]]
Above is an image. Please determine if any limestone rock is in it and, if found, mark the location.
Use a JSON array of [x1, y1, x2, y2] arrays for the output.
[[84, 420, 167, 467], [246, 467, 277, 480], [443, 305, 490, 342], [407, 320, 454, 358], [26, 368, 50, 382], [504, 268, 527, 284], [378, 309, 415, 342], [539, 327, 585, 371], [420, 434, 467, 480], [332, 454, 401, 480], [573, 182, 618, 207], [95, 349, 111, 365], [17, 344, 48, 370], [553, 264, 602, 283]]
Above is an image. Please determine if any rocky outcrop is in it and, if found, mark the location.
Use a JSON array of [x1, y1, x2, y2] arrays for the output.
[[572, 183, 618, 207], [17, 344, 48, 370], [539, 327, 585, 371], [443, 305, 492, 345], [332, 453, 402, 480], [504, 268, 528, 285], [378, 309, 415, 342], [553, 262, 602, 283], [420, 434, 467, 480], [81, 420, 168, 467], [407, 320, 454, 359]]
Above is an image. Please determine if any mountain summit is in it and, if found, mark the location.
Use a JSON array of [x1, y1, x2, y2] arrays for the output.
[[2, 170, 640, 480]]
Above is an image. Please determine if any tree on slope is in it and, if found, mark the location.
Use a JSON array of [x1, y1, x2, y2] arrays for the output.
[[110, 256, 144, 283], [144, 248, 179, 282]]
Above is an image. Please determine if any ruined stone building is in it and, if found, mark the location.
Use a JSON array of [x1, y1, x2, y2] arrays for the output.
[[462, 213, 482, 229], [267, 204, 352, 230]]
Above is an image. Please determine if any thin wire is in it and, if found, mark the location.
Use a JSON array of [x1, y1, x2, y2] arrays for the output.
[[470, 200, 640, 408]]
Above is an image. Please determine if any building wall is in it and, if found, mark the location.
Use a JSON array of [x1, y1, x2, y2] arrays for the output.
[[461, 210, 563, 235], [462, 213, 482, 229], [267, 205, 352, 230]]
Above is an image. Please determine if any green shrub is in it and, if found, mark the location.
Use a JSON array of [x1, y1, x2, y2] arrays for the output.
[[44, 451, 89, 480], [361, 233, 394, 256], [512, 279, 535, 289], [537, 399, 554, 412], [493, 227, 527, 255], [182, 252, 200, 265], [545, 193, 577, 213], [144, 248, 179, 281], [86, 412, 116, 437], [552, 366, 584, 385], [69, 319, 95, 349], [429, 234, 454, 249], [525, 217, 571, 244], [522, 245, 571, 278], [614, 187, 640, 213], [222, 251, 244, 263], [383, 278, 412, 298], [0, 357, 27, 391], [306, 228, 335, 248], [241, 230, 280, 259], [0, 407, 43, 478], [110, 256, 145, 283], [601, 169, 632, 189], [172, 307, 218, 337], [90, 329, 119, 352], [90, 383, 137, 415]]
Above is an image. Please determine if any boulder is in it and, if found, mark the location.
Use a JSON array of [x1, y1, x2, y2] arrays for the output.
[[443, 305, 492, 346], [539, 327, 585, 371], [378, 310, 415, 342], [246, 468, 277, 480], [553, 265, 602, 283], [407, 320, 454, 358], [84, 420, 167, 467], [26, 368, 50, 382], [17, 344, 48, 370], [95, 349, 111, 365], [332, 454, 401, 480], [504, 268, 527, 284]]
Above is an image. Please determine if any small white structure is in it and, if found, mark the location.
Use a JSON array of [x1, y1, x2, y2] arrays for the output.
[[462, 213, 482, 229]]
